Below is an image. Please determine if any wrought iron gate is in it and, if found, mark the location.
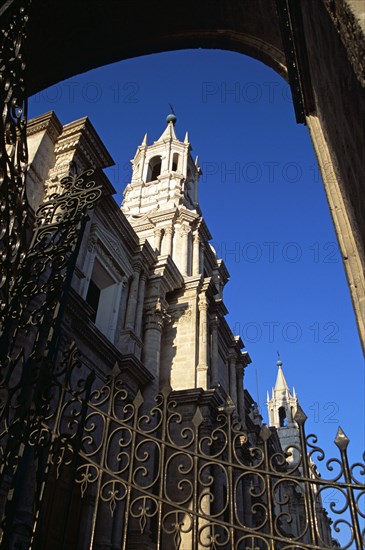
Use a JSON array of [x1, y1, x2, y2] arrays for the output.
[[0, 343, 363, 549]]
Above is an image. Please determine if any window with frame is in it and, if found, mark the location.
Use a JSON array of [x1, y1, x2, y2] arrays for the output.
[[85, 258, 119, 339]]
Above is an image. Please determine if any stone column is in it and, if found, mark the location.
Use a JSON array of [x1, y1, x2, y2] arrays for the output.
[[180, 226, 189, 276], [199, 242, 205, 275], [192, 232, 201, 275], [119, 276, 129, 328], [210, 316, 219, 387], [197, 295, 208, 389], [161, 226, 173, 256], [172, 226, 180, 266], [124, 265, 141, 330], [134, 272, 147, 337], [154, 227, 163, 253], [237, 363, 247, 430], [142, 302, 165, 390], [228, 352, 238, 407]]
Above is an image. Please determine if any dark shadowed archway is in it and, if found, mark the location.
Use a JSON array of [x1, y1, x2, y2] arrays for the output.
[[23, 0, 365, 348]]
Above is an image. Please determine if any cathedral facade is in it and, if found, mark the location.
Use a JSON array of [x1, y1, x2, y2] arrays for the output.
[[27, 110, 251, 419], [20, 110, 337, 549]]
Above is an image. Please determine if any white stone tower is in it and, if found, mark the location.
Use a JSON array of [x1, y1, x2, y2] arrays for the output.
[[121, 112, 202, 275], [121, 113, 250, 412], [267, 358, 300, 462]]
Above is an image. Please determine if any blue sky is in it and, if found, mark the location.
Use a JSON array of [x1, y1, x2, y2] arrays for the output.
[[29, 49, 364, 478]]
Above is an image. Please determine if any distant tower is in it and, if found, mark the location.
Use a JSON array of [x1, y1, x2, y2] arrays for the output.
[[267, 357, 300, 463]]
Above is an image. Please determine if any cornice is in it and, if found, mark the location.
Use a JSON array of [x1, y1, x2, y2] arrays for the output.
[[240, 350, 252, 367], [198, 218, 212, 242], [151, 255, 184, 292], [170, 386, 226, 412], [217, 259, 230, 283], [234, 335, 244, 350], [176, 207, 199, 225], [210, 298, 228, 318], [139, 239, 158, 270], [148, 209, 178, 225], [128, 219, 155, 233], [184, 275, 202, 291], [57, 116, 114, 169], [118, 354, 154, 386], [27, 111, 63, 143]]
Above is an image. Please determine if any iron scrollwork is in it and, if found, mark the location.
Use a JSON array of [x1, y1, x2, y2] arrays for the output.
[[0, 0, 32, 333], [7, 348, 361, 550], [0, 169, 102, 548]]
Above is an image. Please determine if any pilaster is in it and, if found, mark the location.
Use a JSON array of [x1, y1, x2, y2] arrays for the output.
[[228, 351, 238, 406], [124, 263, 142, 330], [192, 231, 201, 276], [197, 294, 209, 389], [210, 314, 219, 387], [161, 225, 173, 256]]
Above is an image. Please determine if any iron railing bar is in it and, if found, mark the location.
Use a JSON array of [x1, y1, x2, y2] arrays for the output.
[[59, 369, 95, 550], [88, 370, 113, 550], [121, 392, 142, 550], [339, 444, 364, 549], [297, 418, 320, 546], [156, 389, 169, 550]]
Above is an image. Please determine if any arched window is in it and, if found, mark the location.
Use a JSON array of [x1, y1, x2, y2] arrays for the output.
[[147, 156, 161, 182], [278, 406, 287, 427], [172, 152, 179, 172]]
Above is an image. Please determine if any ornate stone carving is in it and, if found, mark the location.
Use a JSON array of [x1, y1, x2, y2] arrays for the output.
[[198, 295, 208, 311], [168, 306, 192, 326], [143, 298, 169, 330]]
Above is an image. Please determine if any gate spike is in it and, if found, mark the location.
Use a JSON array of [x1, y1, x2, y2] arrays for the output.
[[225, 396, 235, 415], [334, 426, 350, 450], [133, 390, 144, 409], [111, 361, 120, 378], [161, 383, 172, 397], [294, 404, 307, 425], [192, 407, 204, 428], [259, 424, 272, 442]]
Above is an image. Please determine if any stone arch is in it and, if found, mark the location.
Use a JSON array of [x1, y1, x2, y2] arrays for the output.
[[23, 0, 365, 349], [146, 156, 162, 182]]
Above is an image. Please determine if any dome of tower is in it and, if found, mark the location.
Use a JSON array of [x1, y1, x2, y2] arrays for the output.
[[166, 113, 177, 124]]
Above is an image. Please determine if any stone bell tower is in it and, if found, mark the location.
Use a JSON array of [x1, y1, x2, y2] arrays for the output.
[[121, 114, 250, 413], [121, 112, 202, 276], [267, 358, 300, 462]]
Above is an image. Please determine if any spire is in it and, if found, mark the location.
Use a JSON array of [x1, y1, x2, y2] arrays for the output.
[[274, 354, 289, 393], [184, 131, 189, 144], [275, 363, 290, 393], [158, 115, 178, 141], [141, 133, 148, 146]]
